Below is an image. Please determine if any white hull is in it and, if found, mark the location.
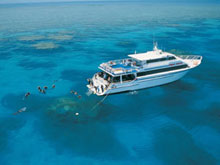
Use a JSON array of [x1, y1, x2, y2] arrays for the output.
[[87, 46, 202, 96], [88, 68, 190, 96], [104, 69, 188, 95]]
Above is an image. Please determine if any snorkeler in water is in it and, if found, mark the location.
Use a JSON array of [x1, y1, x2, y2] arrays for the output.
[[41, 89, 46, 94], [24, 92, 30, 98], [13, 107, 27, 115], [53, 79, 61, 83], [52, 84, 56, 89], [37, 86, 42, 92], [70, 90, 81, 99]]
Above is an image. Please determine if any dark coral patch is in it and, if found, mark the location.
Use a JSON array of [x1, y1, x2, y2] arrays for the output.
[[1, 93, 53, 114], [1, 93, 130, 160], [60, 69, 93, 82], [192, 59, 220, 88], [116, 40, 137, 49], [153, 126, 217, 165], [18, 59, 57, 70], [0, 52, 11, 60], [36, 98, 129, 159], [0, 116, 26, 165], [163, 102, 220, 131]]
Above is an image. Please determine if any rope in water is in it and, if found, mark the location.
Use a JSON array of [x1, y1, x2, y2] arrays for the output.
[[90, 93, 109, 111]]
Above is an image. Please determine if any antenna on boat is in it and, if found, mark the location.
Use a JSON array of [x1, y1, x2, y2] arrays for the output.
[[153, 42, 158, 51], [152, 33, 156, 50]]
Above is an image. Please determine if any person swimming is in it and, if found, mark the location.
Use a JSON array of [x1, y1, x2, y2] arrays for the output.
[[37, 86, 42, 92], [70, 90, 81, 99], [24, 92, 30, 98], [52, 84, 56, 89], [13, 107, 27, 115], [41, 89, 46, 94], [44, 86, 48, 90]]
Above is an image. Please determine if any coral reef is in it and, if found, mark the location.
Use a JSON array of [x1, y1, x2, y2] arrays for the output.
[[18, 35, 45, 41], [31, 42, 59, 50], [46, 97, 100, 123]]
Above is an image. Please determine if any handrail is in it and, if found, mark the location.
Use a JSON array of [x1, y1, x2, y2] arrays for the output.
[[177, 55, 202, 60], [100, 59, 137, 75]]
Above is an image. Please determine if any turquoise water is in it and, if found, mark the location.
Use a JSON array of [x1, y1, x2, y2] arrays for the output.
[[0, 2, 220, 164]]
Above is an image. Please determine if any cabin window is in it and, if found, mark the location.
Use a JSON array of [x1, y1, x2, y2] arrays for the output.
[[103, 73, 111, 81], [134, 60, 142, 66], [168, 56, 176, 60], [112, 76, 120, 83], [122, 74, 135, 82], [147, 58, 166, 63], [98, 72, 104, 78], [137, 64, 188, 77], [146, 56, 176, 64]]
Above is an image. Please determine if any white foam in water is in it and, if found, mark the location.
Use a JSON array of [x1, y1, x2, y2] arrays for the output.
[[86, 90, 93, 96], [129, 90, 138, 95]]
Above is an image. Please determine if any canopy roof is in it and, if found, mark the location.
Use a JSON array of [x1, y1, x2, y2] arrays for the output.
[[128, 50, 167, 61]]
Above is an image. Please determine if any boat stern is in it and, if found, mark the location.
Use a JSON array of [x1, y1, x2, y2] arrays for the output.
[[87, 74, 109, 96]]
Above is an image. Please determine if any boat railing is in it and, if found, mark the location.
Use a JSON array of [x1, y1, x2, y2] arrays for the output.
[[99, 58, 137, 75], [110, 58, 133, 64], [177, 55, 202, 60]]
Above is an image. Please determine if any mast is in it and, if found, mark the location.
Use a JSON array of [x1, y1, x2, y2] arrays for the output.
[[153, 42, 158, 51]]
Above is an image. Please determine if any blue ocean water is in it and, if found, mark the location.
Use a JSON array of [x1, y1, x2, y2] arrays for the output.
[[0, 1, 220, 164]]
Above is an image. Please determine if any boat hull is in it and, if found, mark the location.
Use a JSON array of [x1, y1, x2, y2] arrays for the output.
[[103, 69, 189, 95]]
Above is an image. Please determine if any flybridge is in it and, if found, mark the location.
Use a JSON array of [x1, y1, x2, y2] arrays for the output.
[[99, 58, 138, 76], [128, 43, 169, 61], [98, 45, 176, 76]]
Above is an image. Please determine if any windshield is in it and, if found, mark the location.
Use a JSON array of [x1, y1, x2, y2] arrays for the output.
[[98, 72, 112, 81]]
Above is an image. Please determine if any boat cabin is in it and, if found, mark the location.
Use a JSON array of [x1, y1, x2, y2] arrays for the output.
[[87, 43, 202, 96], [96, 71, 136, 84], [97, 45, 180, 84]]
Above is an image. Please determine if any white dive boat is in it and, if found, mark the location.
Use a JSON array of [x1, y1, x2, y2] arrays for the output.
[[87, 44, 202, 96]]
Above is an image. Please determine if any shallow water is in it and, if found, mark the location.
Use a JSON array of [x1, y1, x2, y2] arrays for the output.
[[0, 2, 220, 164]]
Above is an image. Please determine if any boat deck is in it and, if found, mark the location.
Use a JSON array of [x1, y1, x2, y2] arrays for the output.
[[99, 58, 139, 76], [98, 55, 202, 77]]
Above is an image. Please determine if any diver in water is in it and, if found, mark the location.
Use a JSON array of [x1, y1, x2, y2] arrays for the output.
[[13, 107, 27, 115], [41, 89, 46, 94], [37, 86, 42, 92], [70, 90, 81, 99], [24, 92, 30, 99]]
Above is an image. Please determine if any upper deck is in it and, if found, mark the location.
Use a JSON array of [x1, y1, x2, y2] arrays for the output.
[[99, 45, 177, 76], [99, 58, 139, 76]]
